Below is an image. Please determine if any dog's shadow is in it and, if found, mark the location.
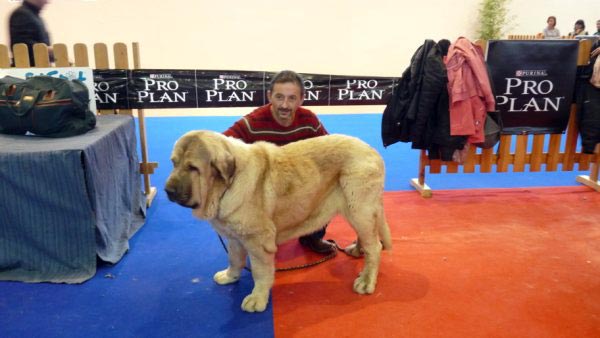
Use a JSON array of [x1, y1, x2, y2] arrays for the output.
[[272, 255, 430, 317], [214, 258, 429, 333]]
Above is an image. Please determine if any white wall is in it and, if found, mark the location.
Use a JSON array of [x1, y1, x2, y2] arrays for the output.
[[1, 0, 598, 115], [1, 0, 598, 75]]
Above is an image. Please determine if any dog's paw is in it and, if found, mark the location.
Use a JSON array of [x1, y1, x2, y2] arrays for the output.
[[241, 293, 269, 312], [353, 274, 377, 294], [213, 269, 240, 285], [344, 242, 363, 258]]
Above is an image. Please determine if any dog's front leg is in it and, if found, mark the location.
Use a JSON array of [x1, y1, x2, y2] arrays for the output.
[[213, 238, 247, 285], [240, 238, 275, 313]]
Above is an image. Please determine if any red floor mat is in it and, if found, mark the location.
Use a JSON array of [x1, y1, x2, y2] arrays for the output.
[[272, 187, 600, 338]]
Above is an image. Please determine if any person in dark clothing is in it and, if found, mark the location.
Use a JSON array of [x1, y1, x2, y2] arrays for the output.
[[568, 19, 588, 37], [577, 40, 600, 154], [223, 70, 336, 254], [9, 0, 53, 66]]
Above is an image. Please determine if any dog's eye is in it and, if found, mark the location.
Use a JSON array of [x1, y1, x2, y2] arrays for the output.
[[187, 164, 199, 172]]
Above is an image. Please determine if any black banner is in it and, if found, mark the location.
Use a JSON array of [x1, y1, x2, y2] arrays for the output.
[[197, 71, 265, 107], [129, 69, 197, 109], [93, 69, 129, 110], [288, 73, 331, 106], [92, 69, 397, 110], [486, 40, 579, 134], [329, 75, 394, 105]]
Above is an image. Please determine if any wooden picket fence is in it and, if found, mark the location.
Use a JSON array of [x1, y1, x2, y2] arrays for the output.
[[506, 34, 577, 40], [507, 34, 541, 40], [0, 42, 158, 206], [410, 38, 600, 197]]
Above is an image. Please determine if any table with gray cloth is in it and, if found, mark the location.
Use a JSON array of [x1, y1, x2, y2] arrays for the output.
[[0, 115, 146, 283]]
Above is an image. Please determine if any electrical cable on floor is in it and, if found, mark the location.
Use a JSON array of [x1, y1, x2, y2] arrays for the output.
[[217, 234, 341, 272]]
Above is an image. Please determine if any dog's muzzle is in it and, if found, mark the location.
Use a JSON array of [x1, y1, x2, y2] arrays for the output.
[[164, 184, 197, 209]]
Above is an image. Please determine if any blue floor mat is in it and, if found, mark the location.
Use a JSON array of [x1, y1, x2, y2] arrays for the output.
[[0, 113, 590, 338]]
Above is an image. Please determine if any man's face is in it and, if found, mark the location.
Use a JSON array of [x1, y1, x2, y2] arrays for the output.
[[268, 82, 304, 127]]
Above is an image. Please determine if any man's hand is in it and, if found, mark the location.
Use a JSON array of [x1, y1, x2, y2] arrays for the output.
[[591, 47, 600, 59]]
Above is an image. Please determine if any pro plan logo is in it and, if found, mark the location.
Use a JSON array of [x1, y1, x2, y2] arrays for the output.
[[329, 75, 393, 105], [497, 67, 564, 113], [196, 71, 263, 107], [138, 73, 188, 103], [337, 79, 384, 101], [206, 74, 255, 102], [131, 69, 196, 108], [515, 70, 548, 77]]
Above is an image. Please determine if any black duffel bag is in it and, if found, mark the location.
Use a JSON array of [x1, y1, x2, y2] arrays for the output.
[[0, 75, 96, 137]]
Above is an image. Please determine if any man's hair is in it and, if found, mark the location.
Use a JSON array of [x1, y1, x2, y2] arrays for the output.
[[575, 19, 585, 29], [269, 70, 305, 95]]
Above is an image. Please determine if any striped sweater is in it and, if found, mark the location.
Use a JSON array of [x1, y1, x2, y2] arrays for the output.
[[223, 104, 328, 145]]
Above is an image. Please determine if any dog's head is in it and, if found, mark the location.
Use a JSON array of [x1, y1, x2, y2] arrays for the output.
[[165, 131, 236, 220]]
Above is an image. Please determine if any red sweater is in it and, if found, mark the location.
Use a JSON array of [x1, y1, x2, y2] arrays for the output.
[[223, 104, 328, 146]]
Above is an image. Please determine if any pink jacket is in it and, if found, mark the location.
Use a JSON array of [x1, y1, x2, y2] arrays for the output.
[[445, 37, 496, 143]]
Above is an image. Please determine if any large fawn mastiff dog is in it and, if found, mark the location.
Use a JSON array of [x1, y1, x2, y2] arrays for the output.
[[165, 130, 392, 312]]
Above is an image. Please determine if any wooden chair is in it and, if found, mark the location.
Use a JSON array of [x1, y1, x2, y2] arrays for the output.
[[410, 39, 599, 197]]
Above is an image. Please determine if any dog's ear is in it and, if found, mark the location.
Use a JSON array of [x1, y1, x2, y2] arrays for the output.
[[211, 151, 236, 186]]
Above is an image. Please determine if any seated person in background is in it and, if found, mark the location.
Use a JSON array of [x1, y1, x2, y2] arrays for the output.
[[223, 70, 336, 254], [543, 16, 561, 39], [594, 19, 600, 36], [568, 19, 588, 37]]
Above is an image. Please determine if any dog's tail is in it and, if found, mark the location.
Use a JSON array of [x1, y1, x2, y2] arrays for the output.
[[377, 207, 392, 250]]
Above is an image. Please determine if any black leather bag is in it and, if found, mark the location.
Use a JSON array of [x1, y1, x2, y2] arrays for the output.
[[0, 75, 96, 137], [474, 111, 502, 149]]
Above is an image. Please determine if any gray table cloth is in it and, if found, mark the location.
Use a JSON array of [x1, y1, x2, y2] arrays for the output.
[[0, 115, 146, 283]]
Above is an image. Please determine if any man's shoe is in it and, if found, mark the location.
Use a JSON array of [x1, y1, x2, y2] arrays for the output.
[[298, 236, 336, 254]]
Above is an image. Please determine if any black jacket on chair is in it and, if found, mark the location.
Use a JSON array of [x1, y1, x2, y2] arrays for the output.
[[422, 40, 467, 160], [381, 39, 466, 160], [576, 40, 600, 154], [382, 40, 435, 147], [578, 82, 600, 154]]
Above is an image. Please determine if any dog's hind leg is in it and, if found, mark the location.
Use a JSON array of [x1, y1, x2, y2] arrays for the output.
[[344, 200, 391, 257], [376, 203, 392, 250], [340, 177, 384, 294], [348, 212, 383, 295], [213, 238, 247, 285]]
